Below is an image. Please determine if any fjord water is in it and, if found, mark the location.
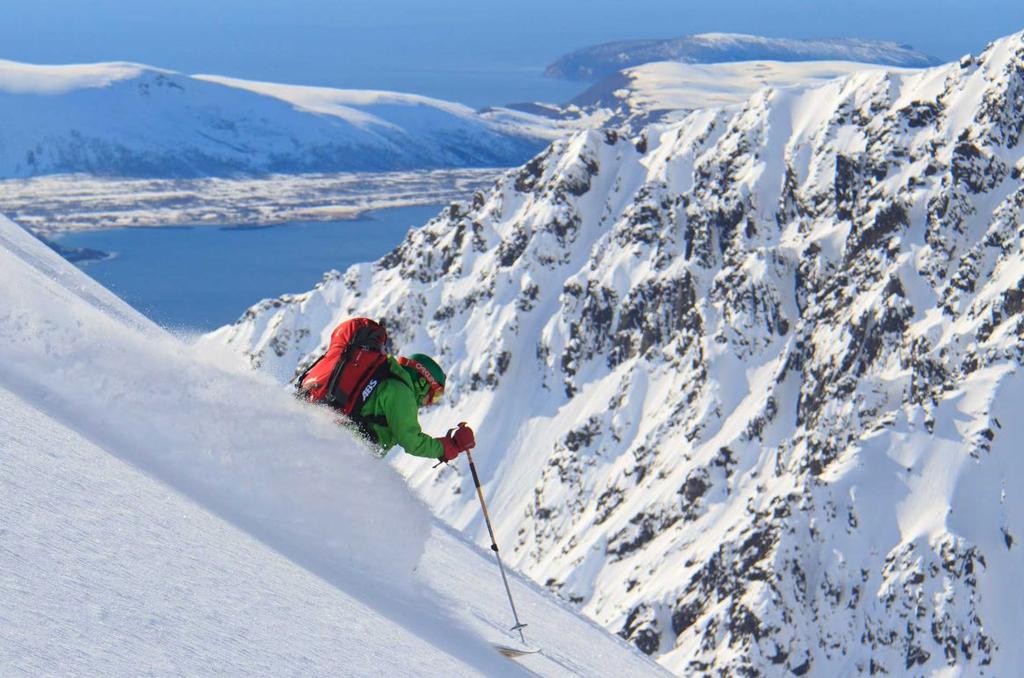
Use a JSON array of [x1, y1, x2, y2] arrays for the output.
[[55, 204, 443, 332]]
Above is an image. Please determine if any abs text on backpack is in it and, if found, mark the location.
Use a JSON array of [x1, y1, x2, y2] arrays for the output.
[[296, 318, 391, 416]]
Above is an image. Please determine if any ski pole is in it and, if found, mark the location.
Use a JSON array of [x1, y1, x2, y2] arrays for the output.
[[465, 448, 528, 644]]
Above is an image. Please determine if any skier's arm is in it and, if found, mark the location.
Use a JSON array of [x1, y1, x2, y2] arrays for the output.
[[382, 384, 444, 459]]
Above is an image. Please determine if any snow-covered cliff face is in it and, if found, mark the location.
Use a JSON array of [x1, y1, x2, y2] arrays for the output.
[[205, 31, 1024, 675], [0, 60, 545, 178]]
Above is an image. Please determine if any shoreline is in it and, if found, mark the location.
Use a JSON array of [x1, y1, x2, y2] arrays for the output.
[[0, 168, 502, 236], [45, 210, 374, 235]]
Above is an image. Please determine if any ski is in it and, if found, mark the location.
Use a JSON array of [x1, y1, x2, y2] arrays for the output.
[[493, 644, 541, 659]]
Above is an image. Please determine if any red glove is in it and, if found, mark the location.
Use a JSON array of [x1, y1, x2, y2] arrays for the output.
[[437, 423, 476, 461]]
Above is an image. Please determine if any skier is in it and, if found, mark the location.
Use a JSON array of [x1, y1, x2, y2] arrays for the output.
[[298, 319, 527, 649], [356, 352, 476, 462], [296, 318, 475, 463]]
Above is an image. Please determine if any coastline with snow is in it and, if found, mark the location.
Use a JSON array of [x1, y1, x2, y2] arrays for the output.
[[0, 168, 501, 234]]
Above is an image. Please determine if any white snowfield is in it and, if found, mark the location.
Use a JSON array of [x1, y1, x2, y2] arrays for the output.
[[0, 213, 665, 677]]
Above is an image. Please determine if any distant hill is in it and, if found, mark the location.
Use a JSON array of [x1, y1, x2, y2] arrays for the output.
[[545, 33, 942, 81], [0, 60, 546, 178]]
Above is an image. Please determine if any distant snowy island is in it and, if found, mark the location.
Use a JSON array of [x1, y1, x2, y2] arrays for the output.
[[545, 33, 941, 81], [513, 59, 907, 133]]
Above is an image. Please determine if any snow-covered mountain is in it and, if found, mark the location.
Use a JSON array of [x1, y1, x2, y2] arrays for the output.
[[546, 33, 942, 82], [0, 60, 546, 178], [0, 212, 666, 676], [207, 29, 1024, 675]]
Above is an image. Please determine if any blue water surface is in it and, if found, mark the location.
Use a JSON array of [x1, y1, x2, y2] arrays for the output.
[[56, 204, 443, 332]]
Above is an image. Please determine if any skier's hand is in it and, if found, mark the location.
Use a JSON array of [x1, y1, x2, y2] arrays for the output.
[[451, 422, 476, 452], [437, 436, 462, 461], [437, 423, 475, 461]]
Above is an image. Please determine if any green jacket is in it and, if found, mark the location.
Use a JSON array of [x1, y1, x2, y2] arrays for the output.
[[357, 356, 444, 459]]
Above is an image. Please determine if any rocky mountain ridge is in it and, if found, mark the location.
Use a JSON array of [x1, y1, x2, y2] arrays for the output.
[[206, 31, 1024, 675]]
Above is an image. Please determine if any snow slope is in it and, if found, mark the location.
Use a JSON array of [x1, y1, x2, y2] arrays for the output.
[[210, 30, 1024, 675], [546, 32, 941, 81], [0, 213, 664, 676], [0, 60, 545, 178]]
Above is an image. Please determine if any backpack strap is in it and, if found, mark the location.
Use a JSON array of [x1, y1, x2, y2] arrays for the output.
[[292, 349, 327, 394], [322, 344, 357, 408]]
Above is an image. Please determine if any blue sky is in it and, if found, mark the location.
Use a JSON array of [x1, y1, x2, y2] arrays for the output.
[[4, 1, 1023, 106]]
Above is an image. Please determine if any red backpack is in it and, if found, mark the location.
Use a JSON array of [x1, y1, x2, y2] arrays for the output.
[[296, 318, 391, 416]]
